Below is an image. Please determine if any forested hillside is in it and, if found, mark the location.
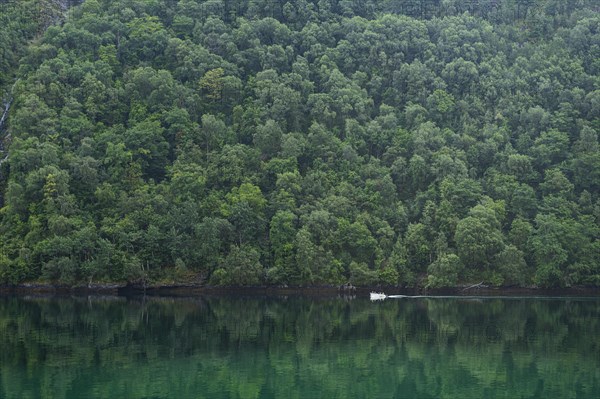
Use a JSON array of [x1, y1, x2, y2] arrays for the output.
[[0, 0, 599, 288]]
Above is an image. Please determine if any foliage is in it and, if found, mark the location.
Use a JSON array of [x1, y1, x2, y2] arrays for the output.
[[426, 254, 463, 288], [1, 0, 600, 288]]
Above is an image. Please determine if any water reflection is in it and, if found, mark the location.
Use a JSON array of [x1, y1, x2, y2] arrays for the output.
[[0, 295, 599, 398]]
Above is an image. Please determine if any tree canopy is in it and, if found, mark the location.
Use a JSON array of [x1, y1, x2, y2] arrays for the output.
[[0, 0, 599, 288]]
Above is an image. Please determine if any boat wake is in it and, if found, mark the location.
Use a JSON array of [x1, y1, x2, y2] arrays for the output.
[[370, 293, 428, 301]]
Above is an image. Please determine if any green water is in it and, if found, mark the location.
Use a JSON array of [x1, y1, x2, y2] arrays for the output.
[[0, 295, 599, 399]]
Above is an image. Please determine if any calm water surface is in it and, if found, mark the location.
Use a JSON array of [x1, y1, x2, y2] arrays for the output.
[[0, 294, 599, 398]]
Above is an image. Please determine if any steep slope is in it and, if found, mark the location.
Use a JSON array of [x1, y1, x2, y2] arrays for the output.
[[0, 0, 598, 288]]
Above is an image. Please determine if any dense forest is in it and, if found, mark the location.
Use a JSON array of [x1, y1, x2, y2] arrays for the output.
[[0, 0, 599, 288]]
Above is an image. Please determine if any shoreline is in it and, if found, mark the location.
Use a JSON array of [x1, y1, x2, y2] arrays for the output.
[[1, 282, 599, 298]]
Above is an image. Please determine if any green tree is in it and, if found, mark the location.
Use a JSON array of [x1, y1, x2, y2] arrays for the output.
[[427, 254, 464, 288], [211, 245, 263, 286], [455, 203, 505, 272], [268, 210, 297, 283]]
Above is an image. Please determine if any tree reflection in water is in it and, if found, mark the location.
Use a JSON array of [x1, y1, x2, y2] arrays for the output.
[[0, 295, 598, 398]]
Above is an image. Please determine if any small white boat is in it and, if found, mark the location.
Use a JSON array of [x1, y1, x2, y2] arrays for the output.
[[370, 292, 387, 301]]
